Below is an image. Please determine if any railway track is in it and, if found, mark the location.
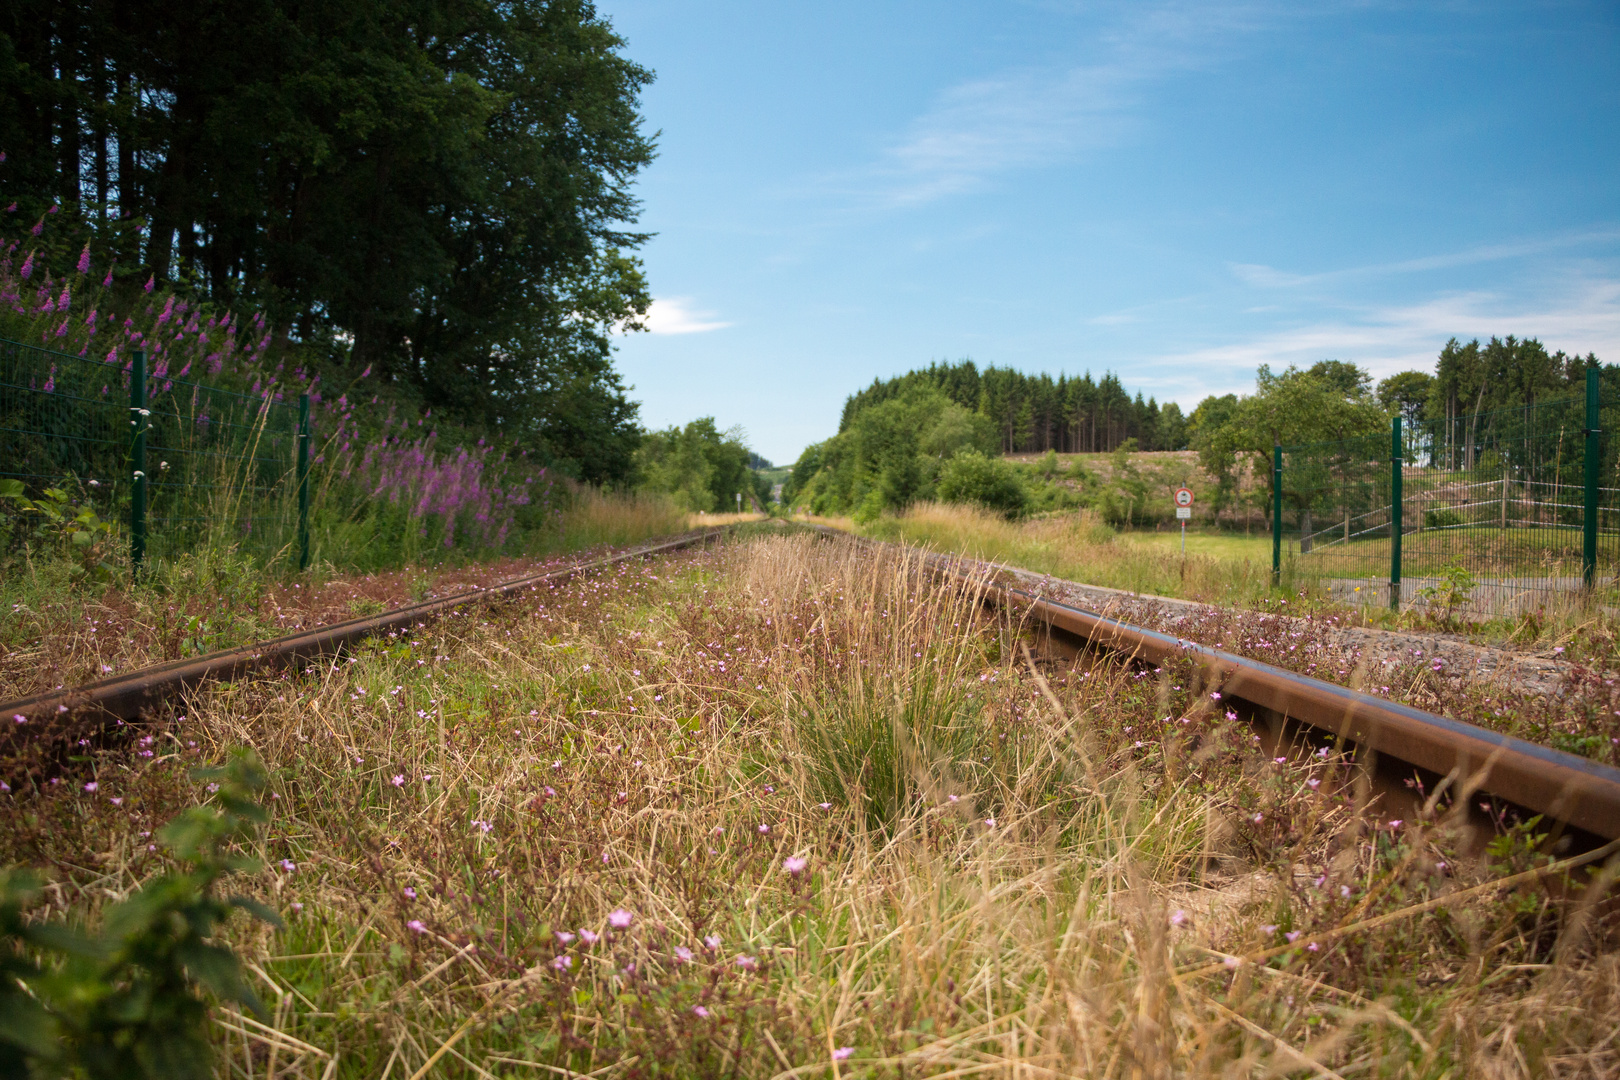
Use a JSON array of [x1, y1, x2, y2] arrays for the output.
[[0, 529, 727, 743], [7, 522, 1620, 842]]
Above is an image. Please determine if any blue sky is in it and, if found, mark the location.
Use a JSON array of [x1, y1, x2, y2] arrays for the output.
[[598, 0, 1620, 467]]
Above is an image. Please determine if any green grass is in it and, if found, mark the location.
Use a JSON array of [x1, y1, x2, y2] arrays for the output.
[[4, 531, 1615, 1077], [1118, 530, 1277, 565]]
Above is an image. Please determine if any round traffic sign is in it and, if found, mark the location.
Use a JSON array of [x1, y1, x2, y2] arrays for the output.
[[1174, 487, 1194, 507]]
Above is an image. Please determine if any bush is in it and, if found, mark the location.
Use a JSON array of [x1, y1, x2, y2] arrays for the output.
[[0, 751, 279, 1079], [936, 451, 1028, 519]]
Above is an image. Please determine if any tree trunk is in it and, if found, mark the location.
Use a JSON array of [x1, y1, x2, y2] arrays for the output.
[[1299, 508, 1314, 554]]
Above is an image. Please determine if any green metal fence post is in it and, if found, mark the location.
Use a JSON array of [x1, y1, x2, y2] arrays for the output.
[[1390, 415, 1402, 610], [1272, 443, 1282, 585], [1585, 365, 1601, 590], [129, 349, 148, 581], [297, 392, 311, 571]]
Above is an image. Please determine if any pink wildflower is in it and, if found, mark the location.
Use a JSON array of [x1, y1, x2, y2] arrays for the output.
[[608, 908, 633, 929], [408, 920, 427, 933], [77, 244, 90, 274], [833, 1048, 854, 1061], [783, 855, 808, 874]]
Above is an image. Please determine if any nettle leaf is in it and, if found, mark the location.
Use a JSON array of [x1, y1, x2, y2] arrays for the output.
[[0, 992, 61, 1058], [227, 895, 284, 929]]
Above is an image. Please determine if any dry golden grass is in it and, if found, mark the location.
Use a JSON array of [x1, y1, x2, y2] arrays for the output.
[[853, 501, 1279, 604], [685, 510, 770, 528], [6, 532, 1620, 1078]]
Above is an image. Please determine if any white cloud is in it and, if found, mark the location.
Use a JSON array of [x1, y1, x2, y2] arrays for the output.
[[827, 3, 1273, 209], [1228, 227, 1620, 290], [1148, 276, 1620, 404], [640, 297, 732, 335]]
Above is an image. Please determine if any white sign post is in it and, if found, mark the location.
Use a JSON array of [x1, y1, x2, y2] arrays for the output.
[[1174, 488, 1194, 553]]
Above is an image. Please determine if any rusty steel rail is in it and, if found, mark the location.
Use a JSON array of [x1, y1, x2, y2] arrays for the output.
[[1, 529, 726, 729], [967, 570, 1620, 840]]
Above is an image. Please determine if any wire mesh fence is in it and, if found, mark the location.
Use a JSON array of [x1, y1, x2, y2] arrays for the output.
[[0, 334, 309, 576], [1278, 369, 1620, 616]]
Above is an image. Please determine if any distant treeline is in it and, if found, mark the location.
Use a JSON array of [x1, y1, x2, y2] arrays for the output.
[[839, 361, 1187, 454]]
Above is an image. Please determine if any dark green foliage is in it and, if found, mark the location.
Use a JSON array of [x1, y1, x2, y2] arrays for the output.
[[634, 418, 753, 512], [1199, 362, 1390, 528], [836, 360, 1187, 455], [0, 0, 653, 481], [935, 451, 1028, 519], [0, 751, 279, 1080], [1377, 370, 1434, 428], [797, 389, 995, 516]]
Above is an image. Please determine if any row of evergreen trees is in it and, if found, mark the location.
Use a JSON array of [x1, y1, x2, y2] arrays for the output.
[[838, 361, 1187, 454]]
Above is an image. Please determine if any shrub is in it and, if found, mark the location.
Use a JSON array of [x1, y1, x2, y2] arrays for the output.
[[0, 751, 279, 1079], [936, 451, 1028, 519]]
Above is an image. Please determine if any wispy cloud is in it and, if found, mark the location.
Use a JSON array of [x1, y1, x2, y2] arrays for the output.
[[823, 3, 1274, 209], [1146, 276, 1620, 403], [1228, 226, 1620, 290], [640, 297, 732, 335]]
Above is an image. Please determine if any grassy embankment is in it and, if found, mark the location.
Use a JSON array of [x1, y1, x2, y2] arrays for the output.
[[5, 530, 1617, 1077], [841, 502, 1281, 605], [835, 502, 1620, 662]]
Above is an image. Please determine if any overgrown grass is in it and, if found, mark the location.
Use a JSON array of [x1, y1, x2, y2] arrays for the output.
[[5, 532, 1619, 1077], [850, 501, 1284, 605], [0, 489, 690, 700], [843, 502, 1620, 667]]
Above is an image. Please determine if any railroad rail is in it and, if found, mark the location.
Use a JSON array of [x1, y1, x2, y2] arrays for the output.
[[0, 529, 725, 736], [7, 522, 1620, 841], [938, 559, 1620, 840]]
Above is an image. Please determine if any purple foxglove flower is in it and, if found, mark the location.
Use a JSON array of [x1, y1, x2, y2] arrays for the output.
[[19, 252, 32, 278], [144, 275, 154, 292], [77, 244, 90, 274]]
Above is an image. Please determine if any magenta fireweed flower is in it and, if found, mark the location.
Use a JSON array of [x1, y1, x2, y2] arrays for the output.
[[76, 244, 90, 274]]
